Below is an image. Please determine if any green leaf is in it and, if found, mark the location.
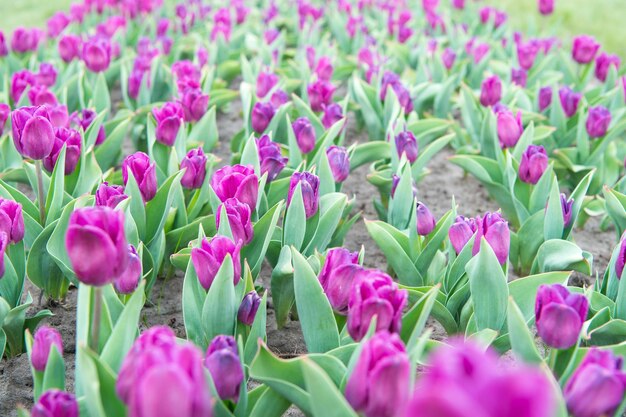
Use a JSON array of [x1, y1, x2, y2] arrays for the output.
[[42, 346, 66, 394], [271, 246, 295, 328], [302, 359, 359, 417], [531, 240, 592, 275], [145, 171, 184, 244], [401, 286, 439, 353], [248, 387, 291, 417], [92, 72, 111, 115], [544, 175, 564, 240], [507, 297, 542, 363], [283, 182, 306, 250], [202, 254, 236, 347], [244, 292, 267, 365], [242, 202, 284, 277], [44, 147, 66, 226]]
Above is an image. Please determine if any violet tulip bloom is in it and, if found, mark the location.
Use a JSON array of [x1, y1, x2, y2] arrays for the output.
[[257, 135, 287, 182], [73, 109, 105, 145], [31, 326, 63, 371], [322, 103, 344, 129], [58, 34, 82, 63], [251, 101, 275, 134], [559, 87, 582, 118], [442, 48, 456, 70], [256, 71, 278, 98], [326, 146, 350, 183], [180, 88, 209, 122], [511, 68, 527, 88], [65, 206, 128, 286], [153, 102, 184, 146], [10, 70, 35, 103], [292, 116, 316, 153], [416, 202, 436, 235], [394, 130, 418, 163], [216, 198, 254, 245], [32, 390, 78, 417], [595, 53, 621, 82], [191, 236, 242, 290], [497, 110, 523, 148], [0, 198, 25, 244], [287, 172, 320, 218], [204, 335, 244, 402], [519, 145, 548, 184], [238, 291, 261, 325], [561, 194, 574, 228], [517, 42, 538, 70], [122, 152, 157, 202], [43, 127, 82, 175], [538, 86, 552, 112], [480, 75, 502, 107], [535, 284, 588, 349], [318, 248, 360, 314], [307, 79, 335, 112], [211, 164, 259, 209], [572, 35, 600, 64], [538, 0, 554, 15], [586, 106, 611, 138], [11, 106, 55, 160], [449, 213, 509, 264], [180, 147, 208, 189], [0, 103, 10, 135], [114, 245, 142, 294], [345, 331, 411, 417], [95, 182, 127, 209], [28, 85, 58, 107], [82, 37, 111, 73]]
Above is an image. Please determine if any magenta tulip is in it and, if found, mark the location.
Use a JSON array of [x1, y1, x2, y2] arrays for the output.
[[11, 106, 55, 160], [211, 164, 259, 210], [251, 101, 275, 134], [153, 102, 184, 146], [480, 75, 502, 107], [180, 147, 208, 189], [95, 182, 128, 209], [204, 335, 244, 402], [0, 199, 24, 244], [114, 245, 142, 294], [326, 145, 350, 183], [586, 106, 611, 138], [535, 284, 588, 349], [31, 326, 63, 371], [122, 152, 157, 202], [32, 390, 78, 417], [43, 127, 82, 175], [519, 145, 548, 184], [572, 35, 600, 64], [191, 236, 242, 290], [292, 117, 316, 154], [82, 37, 111, 72], [318, 248, 360, 314], [497, 110, 523, 148], [257, 135, 287, 182], [216, 198, 254, 245], [287, 172, 320, 218], [238, 291, 261, 325], [559, 87, 582, 118]]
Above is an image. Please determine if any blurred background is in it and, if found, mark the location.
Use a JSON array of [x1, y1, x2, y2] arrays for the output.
[[0, 0, 624, 56]]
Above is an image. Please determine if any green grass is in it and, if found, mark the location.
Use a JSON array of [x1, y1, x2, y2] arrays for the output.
[[0, 0, 72, 34]]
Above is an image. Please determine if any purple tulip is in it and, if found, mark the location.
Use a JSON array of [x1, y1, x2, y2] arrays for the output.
[[114, 245, 142, 294], [538, 0, 554, 14], [586, 106, 611, 138], [572, 35, 600, 64], [117, 327, 213, 417], [346, 331, 411, 417], [11, 28, 40, 53], [452, 0, 465, 9], [191, 236, 242, 290], [257, 135, 287, 182], [292, 116, 316, 153], [36, 63, 58, 87], [380, 72, 414, 114], [318, 248, 360, 314], [270, 89, 289, 108], [535, 284, 588, 349], [58, 34, 82, 63], [416, 202, 436, 236], [31, 326, 63, 372], [71, 109, 105, 145], [616, 238, 626, 279], [561, 193, 574, 228], [211, 164, 259, 210], [32, 390, 78, 417], [180, 147, 208, 189], [322, 103, 344, 129], [128, 69, 146, 100], [287, 172, 320, 219], [251, 101, 275, 134], [517, 42, 538, 70], [326, 145, 350, 183], [238, 291, 261, 325], [48, 105, 69, 129], [497, 110, 523, 148], [28, 85, 58, 107], [479, 7, 507, 28], [204, 335, 244, 402], [152, 102, 184, 146], [347, 269, 408, 341], [65, 206, 128, 286], [538, 86, 552, 112], [0, 199, 24, 244], [564, 348, 626, 417], [11, 106, 55, 160], [10, 70, 35, 104], [595, 53, 621, 82], [307, 80, 335, 112], [315, 56, 334, 81], [511, 68, 528, 88], [0, 31, 7, 56], [559, 87, 582, 118], [122, 152, 157, 203], [480, 75, 502, 107], [519, 145, 549, 184], [216, 198, 253, 245], [449, 213, 509, 264], [82, 37, 111, 73], [43, 127, 82, 175], [256, 71, 279, 98], [394, 130, 418, 163], [180, 88, 209, 122], [96, 182, 128, 209], [442, 48, 456, 70], [0, 103, 10, 135]]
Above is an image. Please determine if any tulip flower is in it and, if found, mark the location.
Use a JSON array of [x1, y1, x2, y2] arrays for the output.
[[257, 135, 287, 182], [564, 348, 626, 417], [586, 106, 611, 138], [449, 213, 509, 264], [416, 202, 436, 235], [595, 53, 621, 82], [497, 110, 523, 148], [345, 331, 411, 417], [479, 7, 507, 28], [47, 105, 68, 129], [114, 245, 142, 294], [318, 248, 360, 313], [561, 193, 574, 228], [31, 326, 63, 371], [204, 335, 244, 402], [572, 35, 600, 64], [28, 85, 58, 107], [58, 34, 82, 63], [211, 164, 259, 210], [216, 198, 254, 245], [43, 127, 82, 175], [10, 70, 35, 104], [538, 0, 554, 15], [238, 291, 261, 325], [538, 86, 552, 112], [152, 102, 184, 146], [32, 390, 78, 417], [66, 206, 128, 286], [394, 130, 418, 163], [180, 147, 208, 189], [82, 37, 111, 73], [270, 89, 289, 108], [511, 68, 527, 87], [71, 109, 105, 145], [347, 269, 408, 341], [452, 0, 465, 9], [287, 172, 320, 218], [0, 103, 9, 135], [11, 106, 55, 160], [122, 152, 157, 202], [251, 101, 275, 134], [442, 48, 456, 70], [307, 79, 335, 112], [517, 42, 538, 70], [480, 75, 502, 107], [559, 87, 582, 118], [180, 88, 209, 122], [292, 117, 316, 153], [191, 235, 242, 290], [256, 71, 278, 98], [95, 182, 127, 209], [322, 103, 344, 129], [11, 28, 40, 53], [615, 238, 626, 279], [0, 31, 7, 56], [519, 145, 548, 184], [172, 60, 202, 91], [36, 63, 57, 87], [0, 199, 24, 244], [326, 146, 350, 183], [535, 284, 588, 349]]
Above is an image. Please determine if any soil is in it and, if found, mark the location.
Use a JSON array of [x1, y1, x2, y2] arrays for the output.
[[0, 94, 618, 416]]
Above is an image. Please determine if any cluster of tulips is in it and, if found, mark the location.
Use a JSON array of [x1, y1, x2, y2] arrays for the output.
[[1, 0, 626, 416]]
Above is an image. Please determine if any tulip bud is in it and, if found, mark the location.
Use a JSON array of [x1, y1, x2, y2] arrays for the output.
[[559, 87, 582, 118], [318, 248, 360, 314], [238, 291, 261, 325], [211, 164, 259, 209], [0, 31, 7, 57], [0, 199, 25, 244], [449, 213, 509, 264], [314, 56, 334, 81], [326, 146, 350, 183], [595, 53, 621, 82], [535, 284, 588, 349], [394, 130, 418, 163], [480, 75, 502, 107], [82, 37, 111, 73], [95, 182, 128, 209], [216, 198, 254, 244], [270, 89, 289, 108], [586, 106, 611, 138], [452, 0, 465, 9], [615, 238, 626, 280], [256, 71, 278, 98], [347, 269, 408, 341], [43, 127, 82, 175], [442, 48, 456, 70], [58, 34, 82, 63], [511, 68, 527, 88], [11, 106, 55, 160], [257, 135, 287, 182], [31, 326, 63, 371], [180, 87, 209, 122], [122, 152, 157, 203], [292, 116, 316, 153], [32, 390, 78, 417], [264, 28, 279, 45], [11, 27, 40, 53], [517, 41, 538, 70], [572, 35, 600, 64], [564, 348, 626, 417], [152, 102, 184, 146], [538, 86, 552, 112], [497, 110, 523, 148], [538, 0, 554, 14], [416, 202, 436, 235], [28, 84, 58, 107], [36, 62, 57, 87], [346, 331, 411, 417], [321, 103, 344, 129], [251, 101, 275, 134], [114, 245, 142, 294], [191, 235, 242, 290], [288, 172, 320, 219], [0, 103, 9, 135], [10, 70, 35, 103], [49, 105, 69, 128], [180, 147, 208, 189], [519, 145, 548, 184], [561, 193, 574, 228], [307, 79, 335, 112], [204, 335, 244, 402]]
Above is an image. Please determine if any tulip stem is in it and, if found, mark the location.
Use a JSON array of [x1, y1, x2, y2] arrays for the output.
[[90, 287, 103, 352], [35, 160, 46, 225]]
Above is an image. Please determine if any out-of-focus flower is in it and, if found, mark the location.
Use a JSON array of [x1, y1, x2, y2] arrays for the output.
[[535, 284, 588, 349], [572, 35, 600, 64]]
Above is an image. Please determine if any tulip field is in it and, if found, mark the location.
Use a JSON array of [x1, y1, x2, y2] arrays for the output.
[[2, 0, 626, 416]]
